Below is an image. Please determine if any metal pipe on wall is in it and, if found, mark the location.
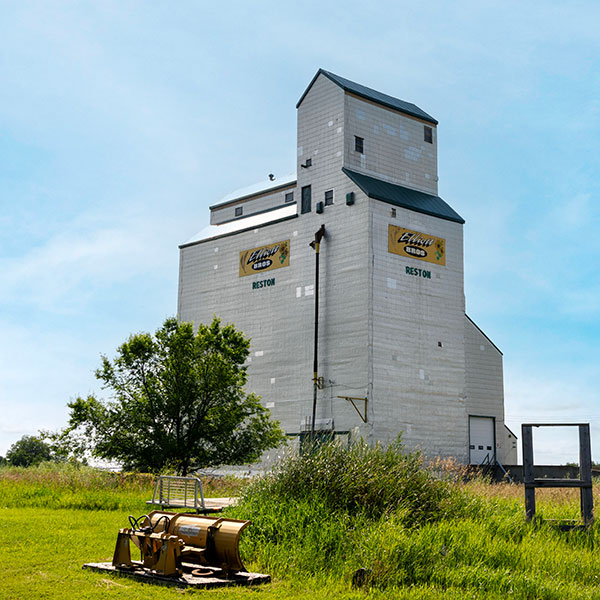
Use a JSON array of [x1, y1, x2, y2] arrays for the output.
[[309, 224, 326, 435]]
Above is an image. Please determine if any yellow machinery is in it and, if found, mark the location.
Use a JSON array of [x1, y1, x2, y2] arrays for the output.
[[112, 510, 250, 577]]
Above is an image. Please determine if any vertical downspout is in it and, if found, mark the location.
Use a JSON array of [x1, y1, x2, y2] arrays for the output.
[[367, 207, 374, 443], [310, 224, 326, 435]]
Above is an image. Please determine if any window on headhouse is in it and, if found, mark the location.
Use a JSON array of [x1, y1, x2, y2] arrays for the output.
[[324, 190, 334, 206], [285, 192, 294, 203], [424, 126, 433, 144], [235, 206, 243, 216], [354, 136, 364, 154], [301, 185, 311, 214]]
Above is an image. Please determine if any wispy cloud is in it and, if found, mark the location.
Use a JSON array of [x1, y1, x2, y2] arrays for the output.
[[1, 213, 170, 313], [1, 1, 599, 464]]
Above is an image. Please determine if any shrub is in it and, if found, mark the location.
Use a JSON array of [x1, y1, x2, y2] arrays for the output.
[[242, 438, 457, 524], [227, 438, 473, 580]]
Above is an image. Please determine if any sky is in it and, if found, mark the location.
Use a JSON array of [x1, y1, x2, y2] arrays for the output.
[[1, 1, 599, 464]]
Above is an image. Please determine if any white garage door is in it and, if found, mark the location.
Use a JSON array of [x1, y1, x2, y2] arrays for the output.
[[469, 416, 495, 465]]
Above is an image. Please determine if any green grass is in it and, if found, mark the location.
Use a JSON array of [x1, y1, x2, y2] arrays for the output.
[[3, 450, 600, 599], [228, 442, 600, 599], [0, 462, 245, 511]]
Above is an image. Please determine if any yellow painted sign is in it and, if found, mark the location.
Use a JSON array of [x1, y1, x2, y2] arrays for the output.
[[388, 225, 445, 266], [239, 240, 290, 277]]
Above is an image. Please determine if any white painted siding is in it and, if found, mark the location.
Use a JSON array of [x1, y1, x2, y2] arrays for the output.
[[297, 74, 345, 199], [344, 94, 438, 195], [370, 199, 467, 460], [504, 426, 518, 465], [179, 194, 372, 438], [210, 184, 296, 225], [177, 69, 506, 464], [464, 317, 507, 463]]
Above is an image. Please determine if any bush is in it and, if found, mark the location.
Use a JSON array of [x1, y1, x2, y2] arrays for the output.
[[243, 438, 456, 523], [227, 438, 471, 580], [227, 441, 600, 596]]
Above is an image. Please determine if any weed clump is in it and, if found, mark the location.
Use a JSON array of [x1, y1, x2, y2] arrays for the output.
[[246, 438, 456, 524], [229, 439, 474, 580]]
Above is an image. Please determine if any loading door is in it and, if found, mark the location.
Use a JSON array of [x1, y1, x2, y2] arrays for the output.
[[469, 416, 495, 465]]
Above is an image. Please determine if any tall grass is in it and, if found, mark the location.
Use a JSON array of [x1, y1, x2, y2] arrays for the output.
[[227, 440, 600, 598], [229, 440, 479, 579], [243, 439, 468, 523], [0, 462, 245, 510], [5, 447, 600, 597]]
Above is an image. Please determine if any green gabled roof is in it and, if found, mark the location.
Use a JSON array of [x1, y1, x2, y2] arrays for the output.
[[342, 168, 464, 224], [297, 69, 438, 125]]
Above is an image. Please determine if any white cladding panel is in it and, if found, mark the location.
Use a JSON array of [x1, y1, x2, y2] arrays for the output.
[[369, 199, 467, 460], [504, 426, 518, 465], [210, 184, 296, 225], [344, 94, 438, 196], [177, 70, 506, 463], [464, 317, 507, 463], [179, 184, 372, 437], [297, 74, 345, 195]]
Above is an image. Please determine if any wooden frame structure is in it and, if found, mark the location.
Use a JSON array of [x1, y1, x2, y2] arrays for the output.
[[522, 423, 593, 526]]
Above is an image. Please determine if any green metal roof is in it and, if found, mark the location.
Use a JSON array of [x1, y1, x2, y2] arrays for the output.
[[342, 168, 464, 224], [297, 69, 438, 125]]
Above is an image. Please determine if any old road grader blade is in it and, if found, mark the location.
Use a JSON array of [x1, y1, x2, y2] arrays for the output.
[[83, 510, 270, 589]]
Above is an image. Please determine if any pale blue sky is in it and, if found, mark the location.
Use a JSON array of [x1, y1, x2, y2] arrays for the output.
[[1, 1, 599, 463]]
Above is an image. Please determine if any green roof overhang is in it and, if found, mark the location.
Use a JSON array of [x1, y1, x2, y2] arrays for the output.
[[343, 168, 465, 224]]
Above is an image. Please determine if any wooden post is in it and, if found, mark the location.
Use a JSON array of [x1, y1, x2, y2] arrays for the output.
[[522, 424, 536, 521], [579, 424, 594, 525], [522, 423, 594, 527]]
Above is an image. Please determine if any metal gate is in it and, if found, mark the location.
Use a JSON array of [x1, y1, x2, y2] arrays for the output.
[[469, 416, 495, 464]]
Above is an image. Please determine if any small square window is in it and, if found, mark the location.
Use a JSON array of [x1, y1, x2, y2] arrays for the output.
[[324, 190, 334, 206], [285, 192, 294, 203], [424, 126, 433, 144], [235, 206, 243, 217], [355, 136, 364, 154]]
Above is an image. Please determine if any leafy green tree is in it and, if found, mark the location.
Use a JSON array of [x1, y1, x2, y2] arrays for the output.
[[6, 435, 53, 467], [51, 317, 284, 474]]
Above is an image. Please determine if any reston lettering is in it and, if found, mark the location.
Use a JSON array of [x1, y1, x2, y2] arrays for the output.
[[252, 278, 276, 290], [405, 266, 431, 279]]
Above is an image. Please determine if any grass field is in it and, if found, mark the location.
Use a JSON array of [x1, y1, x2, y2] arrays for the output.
[[3, 452, 600, 599]]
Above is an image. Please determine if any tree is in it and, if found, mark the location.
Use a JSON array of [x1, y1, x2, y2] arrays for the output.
[[6, 435, 53, 467], [52, 317, 284, 474]]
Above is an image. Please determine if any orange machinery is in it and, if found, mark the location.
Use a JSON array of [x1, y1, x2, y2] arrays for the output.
[[112, 510, 249, 577]]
